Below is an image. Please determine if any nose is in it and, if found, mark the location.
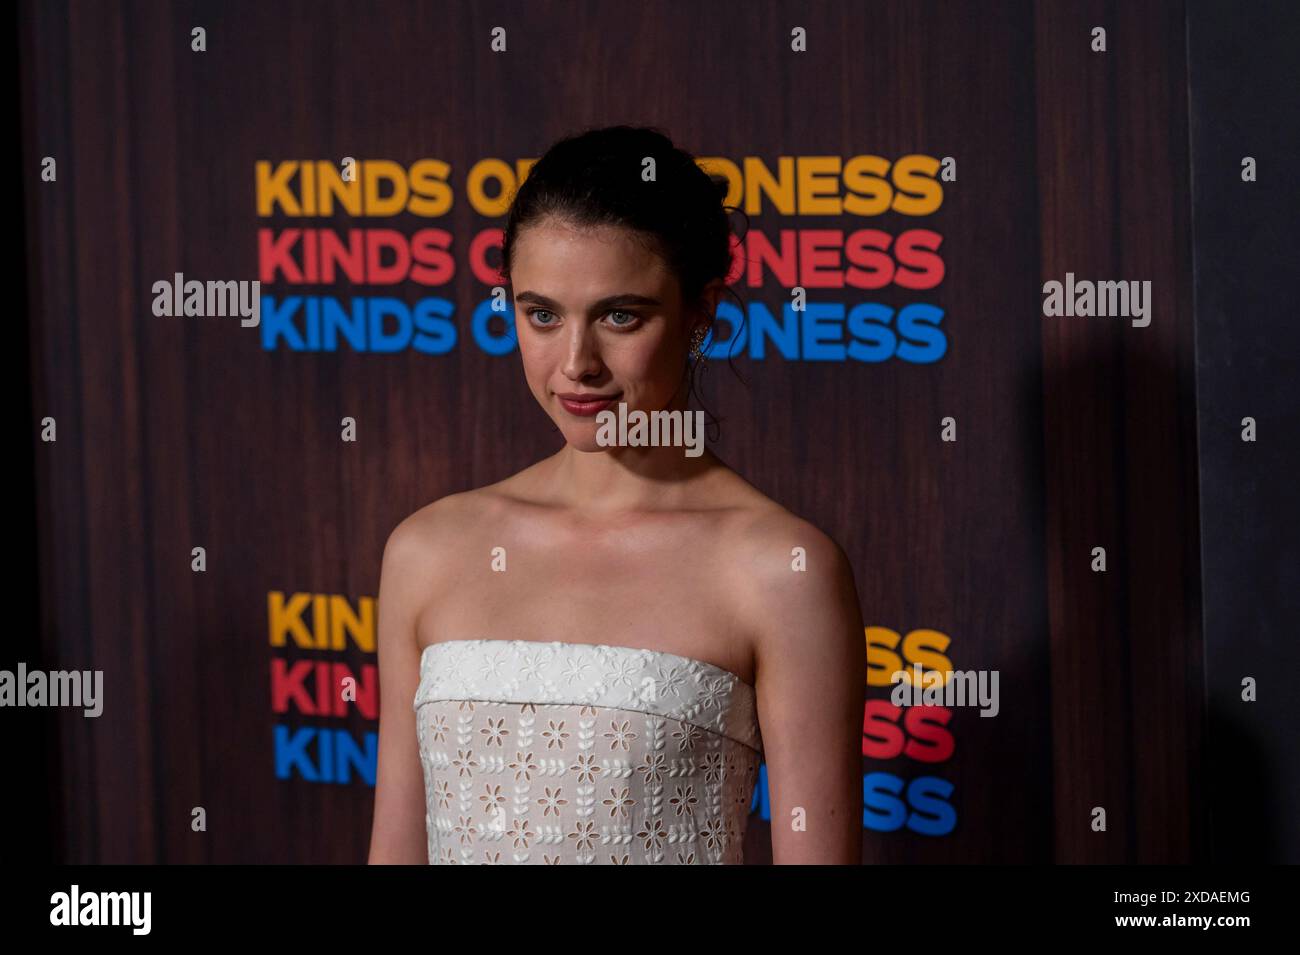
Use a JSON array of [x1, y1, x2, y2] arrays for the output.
[[561, 321, 603, 380]]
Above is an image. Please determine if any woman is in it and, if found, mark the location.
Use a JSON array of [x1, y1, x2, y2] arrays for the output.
[[368, 126, 865, 864]]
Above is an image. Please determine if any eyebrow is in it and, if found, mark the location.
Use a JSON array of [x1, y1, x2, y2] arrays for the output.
[[514, 291, 663, 313]]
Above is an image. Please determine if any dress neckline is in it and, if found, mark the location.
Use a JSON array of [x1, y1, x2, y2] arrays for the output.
[[419, 638, 755, 692]]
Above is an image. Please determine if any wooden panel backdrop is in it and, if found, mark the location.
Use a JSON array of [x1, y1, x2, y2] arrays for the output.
[[20, 0, 1203, 863]]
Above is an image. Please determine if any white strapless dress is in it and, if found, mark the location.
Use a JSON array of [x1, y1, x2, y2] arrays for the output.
[[413, 639, 764, 864]]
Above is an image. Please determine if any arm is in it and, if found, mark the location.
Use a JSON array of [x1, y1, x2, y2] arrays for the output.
[[367, 519, 431, 863], [750, 521, 866, 864]]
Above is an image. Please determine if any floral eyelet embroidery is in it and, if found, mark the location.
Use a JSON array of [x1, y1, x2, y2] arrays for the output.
[[414, 641, 762, 864]]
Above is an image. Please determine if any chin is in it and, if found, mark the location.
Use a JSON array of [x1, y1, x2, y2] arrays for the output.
[[558, 424, 609, 453]]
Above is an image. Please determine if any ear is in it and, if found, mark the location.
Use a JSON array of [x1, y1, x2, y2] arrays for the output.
[[699, 278, 725, 321]]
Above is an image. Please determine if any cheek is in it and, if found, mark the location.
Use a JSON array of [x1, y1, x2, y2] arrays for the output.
[[514, 329, 549, 385], [517, 352, 551, 403], [611, 329, 682, 380]]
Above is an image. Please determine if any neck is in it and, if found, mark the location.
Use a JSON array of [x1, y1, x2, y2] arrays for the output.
[[546, 440, 722, 513]]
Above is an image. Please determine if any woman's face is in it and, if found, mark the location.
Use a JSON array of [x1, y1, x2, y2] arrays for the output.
[[509, 217, 704, 452]]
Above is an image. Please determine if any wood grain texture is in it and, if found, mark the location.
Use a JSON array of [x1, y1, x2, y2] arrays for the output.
[[1034, 0, 1203, 863], [21, 0, 1201, 863]]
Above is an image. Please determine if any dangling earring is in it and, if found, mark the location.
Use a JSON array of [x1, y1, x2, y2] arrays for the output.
[[690, 324, 709, 372]]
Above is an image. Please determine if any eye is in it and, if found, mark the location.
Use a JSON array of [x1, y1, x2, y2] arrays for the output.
[[604, 310, 640, 329], [527, 308, 559, 327]]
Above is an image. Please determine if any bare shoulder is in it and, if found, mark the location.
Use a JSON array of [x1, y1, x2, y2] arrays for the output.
[[386, 489, 479, 559], [714, 476, 854, 592], [710, 474, 861, 660], [381, 477, 525, 584]]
